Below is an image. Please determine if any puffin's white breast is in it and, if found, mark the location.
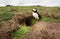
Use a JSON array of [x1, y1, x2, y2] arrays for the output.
[[32, 12, 39, 19]]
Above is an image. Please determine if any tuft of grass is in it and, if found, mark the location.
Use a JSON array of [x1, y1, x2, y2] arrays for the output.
[[12, 26, 31, 39], [31, 19, 36, 25]]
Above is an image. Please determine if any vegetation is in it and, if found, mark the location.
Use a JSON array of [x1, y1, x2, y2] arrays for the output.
[[0, 13, 14, 22], [0, 6, 60, 39], [0, 6, 60, 22], [12, 26, 31, 39], [41, 16, 60, 22]]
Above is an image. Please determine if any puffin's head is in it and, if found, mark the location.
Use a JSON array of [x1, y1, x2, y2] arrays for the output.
[[32, 8, 37, 12]]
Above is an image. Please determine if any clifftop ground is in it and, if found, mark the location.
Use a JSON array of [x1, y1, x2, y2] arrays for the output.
[[0, 6, 60, 39]]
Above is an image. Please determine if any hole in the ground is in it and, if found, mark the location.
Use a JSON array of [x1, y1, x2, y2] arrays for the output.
[[25, 16, 33, 26], [18, 16, 33, 26]]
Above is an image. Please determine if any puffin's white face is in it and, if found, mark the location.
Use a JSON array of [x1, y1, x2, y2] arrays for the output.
[[32, 8, 37, 11]]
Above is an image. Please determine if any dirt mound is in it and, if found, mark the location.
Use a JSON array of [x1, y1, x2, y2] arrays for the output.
[[0, 20, 20, 39], [0, 14, 33, 39], [21, 21, 60, 39]]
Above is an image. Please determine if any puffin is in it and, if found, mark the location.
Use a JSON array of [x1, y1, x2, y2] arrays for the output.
[[32, 8, 41, 20]]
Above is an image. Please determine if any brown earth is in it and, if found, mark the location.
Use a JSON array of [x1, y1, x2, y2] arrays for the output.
[[0, 14, 33, 39], [21, 21, 60, 39], [0, 13, 60, 39]]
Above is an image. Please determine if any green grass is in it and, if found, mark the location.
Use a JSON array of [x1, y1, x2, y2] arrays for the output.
[[41, 17, 60, 22], [0, 13, 14, 22], [12, 26, 31, 39], [31, 19, 36, 25], [0, 6, 60, 39], [0, 6, 60, 22]]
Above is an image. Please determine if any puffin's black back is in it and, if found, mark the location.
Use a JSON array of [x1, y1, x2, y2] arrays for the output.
[[37, 12, 42, 19]]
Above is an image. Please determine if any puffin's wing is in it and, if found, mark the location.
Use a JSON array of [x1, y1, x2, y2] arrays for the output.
[[37, 12, 41, 19]]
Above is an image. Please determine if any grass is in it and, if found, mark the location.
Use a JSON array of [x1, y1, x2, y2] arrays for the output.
[[0, 6, 60, 23], [31, 19, 36, 25], [41, 17, 60, 22], [12, 26, 31, 39], [0, 6, 60, 39], [0, 13, 14, 22], [0, 6, 60, 20]]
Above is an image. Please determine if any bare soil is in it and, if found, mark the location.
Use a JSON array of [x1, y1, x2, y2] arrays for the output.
[[21, 21, 60, 39]]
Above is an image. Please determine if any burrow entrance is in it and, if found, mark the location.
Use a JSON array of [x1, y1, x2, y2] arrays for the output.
[[0, 14, 40, 39], [17, 16, 34, 26]]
